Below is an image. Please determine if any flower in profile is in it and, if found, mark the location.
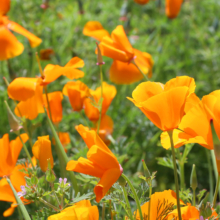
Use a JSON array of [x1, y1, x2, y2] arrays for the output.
[[134, 0, 150, 5], [83, 21, 110, 41], [128, 76, 195, 131], [32, 135, 54, 172], [131, 190, 184, 220], [166, 0, 183, 19], [92, 115, 114, 145], [66, 125, 122, 203], [48, 200, 99, 220], [0, 133, 28, 177], [40, 48, 55, 60], [84, 82, 117, 121], [0, 0, 42, 60], [43, 91, 63, 124], [62, 80, 90, 112]]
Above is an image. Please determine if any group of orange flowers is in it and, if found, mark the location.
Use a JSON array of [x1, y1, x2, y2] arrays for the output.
[[1, 0, 220, 219]]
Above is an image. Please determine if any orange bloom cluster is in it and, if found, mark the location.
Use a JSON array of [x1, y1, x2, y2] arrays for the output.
[[66, 125, 122, 203], [0, 0, 42, 60], [83, 22, 154, 84]]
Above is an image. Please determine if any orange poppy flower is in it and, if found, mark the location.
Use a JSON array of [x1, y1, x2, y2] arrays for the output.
[[131, 190, 184, 220], [134, 0, 150, 5], [0, 0, 42, 60], [48, 200, 99, 220], [43, 91, 63, 124], [109, 50, 154, 84], [62, 81, 90, 111], [40, 48, 55, 60], [0, 164, 28, 217], [84, 82, 117, 121], [128, 76, 194, 131], [66, 125, 122, 203], [0, 133, 29, 177], [92, 115, 114, 146], [53, 132, 71, 153], [166, 0, 183, 19], [83, 21, 110, 42], [32, 135, 54, 172]]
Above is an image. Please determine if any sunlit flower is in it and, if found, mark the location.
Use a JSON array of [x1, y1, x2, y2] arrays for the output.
[[40, 48, 55, 60], [58, 132, 71, 153], [62, 80, 90, 111], [166, 0, 183, 19], [83, 21, 110, 42], [84, 82, 117, 121], [48, 200, 99, 220], [66, 125, 122, 203], [32, 135, 54, 172], [0, 0, 42, 60], [128, 76, 194, 131], [0, 133, 28, 177]]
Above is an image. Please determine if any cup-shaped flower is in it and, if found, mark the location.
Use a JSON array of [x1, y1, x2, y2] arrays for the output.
[[84, 82, 117, 121], [0, 0, 42, 60], [128, 76, 195, 131], [66, 125, 122, 203], [0, 133, 28, 177], [48, 200, 99, 220], [131, 190, 185, 220], [166, 0, 183, 19], [83, 21, 110, 42], [62, 81, 90, 111], [32, 136, 54, 172], [43, 91, 63, 124]]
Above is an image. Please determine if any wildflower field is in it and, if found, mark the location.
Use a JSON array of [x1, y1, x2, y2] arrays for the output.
[[1, 0, 220, 219]]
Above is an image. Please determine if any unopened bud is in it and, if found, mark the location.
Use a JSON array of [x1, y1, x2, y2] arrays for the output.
[[4, 100, 22, 133], [142, 160, 151, 179], [96, 42, 105, 66], [46, 159, 56, 183], [190, 164, 197, 191]]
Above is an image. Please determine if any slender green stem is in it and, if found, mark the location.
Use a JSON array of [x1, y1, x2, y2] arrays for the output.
[[122, 186, 134, 220], [44, 86, 53, 124], [18, 133, 35, 171], [109, 200, 114, 220], [122, 173, 143, 220], [213, 174, 220, 207], [107, 134, 116, 145], [148, 183, 152, 220], [97, 65, 103, 134], [206, 149, 214, 201], [131, 60, 149, 81], [51, 183, 60, 207], [102, 203, 105, 220], [39, 198, 60, 212], [211, 150, 220, 199], [192, 189, 196, 206], [177, 149, 185, 190], [17, 204, 23, 220], [168, 130, 182, 220]]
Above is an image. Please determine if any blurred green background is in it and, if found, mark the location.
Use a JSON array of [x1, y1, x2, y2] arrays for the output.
[[1, 0, 220, 218]]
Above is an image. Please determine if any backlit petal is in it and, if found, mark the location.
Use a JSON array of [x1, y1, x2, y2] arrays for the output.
[[166, 0, 183, 19]]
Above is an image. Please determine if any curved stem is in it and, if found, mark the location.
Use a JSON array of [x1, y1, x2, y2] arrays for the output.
[[168, 130, 182, 220], [122, 173, 143, 220], [122, 186, 134, 220], [213, 174, 220, 208], [38, 198, 60, 212], [131, 60, 149, 81]]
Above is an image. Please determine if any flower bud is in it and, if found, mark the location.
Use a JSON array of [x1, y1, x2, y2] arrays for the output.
[[96, 42, 105, 66], [142, 159, 151, 179], [46, 159, 56, 183], [190, 164, 197, 191], [4, 100, 22, 133]]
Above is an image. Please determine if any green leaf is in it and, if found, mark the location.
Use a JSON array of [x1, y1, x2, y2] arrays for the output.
[[70, 192, 93, 204]]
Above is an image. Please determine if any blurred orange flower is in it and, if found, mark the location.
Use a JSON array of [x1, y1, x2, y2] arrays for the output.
[[62, 81, 90, 111], [92, 115, 114, 146], [0, 133, 28, 177], [40, 48, 55, 60], [43, 91, 63, 124], [32, 135, 54, 172], [134, 0, 150, 5], [166, 0, 183, 19], [0, 164, 28, 217], [132, 190, 184, 220], [66, 125, 122, 203], [84, 82, 117, 121], [0, 0, 42, 60], [48, 200, 99, 220], [83, 21, 110, 42], [52, 132, 71, 153], [128, 76, 194, 131]]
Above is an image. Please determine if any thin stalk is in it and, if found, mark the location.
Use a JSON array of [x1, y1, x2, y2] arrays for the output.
[[148, 183, 152, 220], [109, 200, 114, 220], [102, 203, 105, 220], [122, 186, 134, 220], [213, 175, 220, 208], [18, 133, 35, 171], [192, 189, 196, 206], [60, 194, 64, 210], [131, 60, 149, 81], [107, 134, 116, 145], [168, 130, 182, 220], [97, 65, 103, 134], [50, 183, 60, 207], [38, 198, 60, 212], [177, 149, 185, 190], [206, 149, 214, 201], [211, 150, 220, 198], [121, 173, 143, 220], [17, 204, 23, 220]]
